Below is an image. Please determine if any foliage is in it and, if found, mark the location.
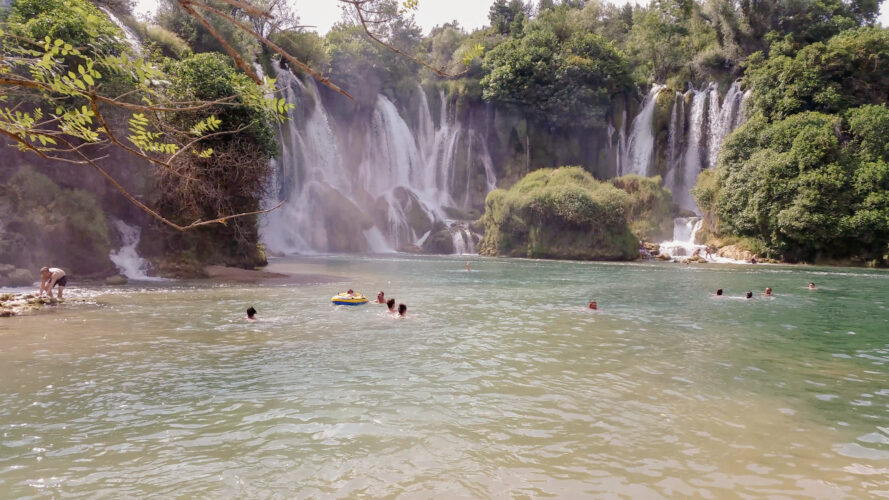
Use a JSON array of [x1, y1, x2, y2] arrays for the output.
[[609, 174, 674, 241], [6, 0, 124, 54], [481, 10, 633, 128], [269, 30, 330, 74], [696, 107, 889, 263], [480, 167, 648, 260], [744, 27, 889, 121], [155, 0, 260, 63]]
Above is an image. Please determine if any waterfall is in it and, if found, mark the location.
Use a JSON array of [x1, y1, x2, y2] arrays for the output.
[[707, 81, 743, 168], [622, 84, 664, 176], [109, 219, 160, 281], [261, 66, 497, 254], [100, 8, 142, 56], [657, 217, 705, 259]]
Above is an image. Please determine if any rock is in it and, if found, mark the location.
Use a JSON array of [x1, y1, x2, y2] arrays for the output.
[[718, 244, 754, 262], [3, 268, 34, 287], [105, 275, 128, 285], [0, 263, 15, 276], [396, 244, 425, 254], [684, 255, 707, 264], [422, 228, 456, 254], [642, 242, 660, 255], [656, 253, 672, 261]]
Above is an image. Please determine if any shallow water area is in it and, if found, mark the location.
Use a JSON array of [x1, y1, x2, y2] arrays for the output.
[[1, 256, 889, 498]]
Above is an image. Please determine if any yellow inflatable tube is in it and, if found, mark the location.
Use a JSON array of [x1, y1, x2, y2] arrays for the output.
[[331, 293, 368, 306]]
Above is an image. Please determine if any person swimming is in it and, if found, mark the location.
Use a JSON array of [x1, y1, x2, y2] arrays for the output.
[[246, 306, 257, 320], [387, 298, 395, 313], [808, 282, 816, 290], [714, 288, 724, 297], [763, 287, 773, 296], [377, 291, 385, 303], [588, 300, 598, 310], [745, 291, 753, 299], [398, 303, 407, 317]]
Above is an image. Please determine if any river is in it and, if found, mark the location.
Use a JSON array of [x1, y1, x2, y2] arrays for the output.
[[1, 256, 888, 497]]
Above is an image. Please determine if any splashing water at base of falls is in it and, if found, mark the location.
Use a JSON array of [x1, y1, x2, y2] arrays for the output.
[[656, 217, 748, 263], [100, 8, 142, 56], [109, 219, 162, 281]]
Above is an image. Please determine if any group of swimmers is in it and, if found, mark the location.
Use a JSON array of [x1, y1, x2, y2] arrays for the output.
[[376, 291, 407, 317], [712, 282, 816, 299]]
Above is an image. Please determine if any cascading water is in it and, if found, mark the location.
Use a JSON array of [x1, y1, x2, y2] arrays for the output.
[[109, 219, 160, 281], [621, 84, 664, 176], [707, 81, 743, 168], [658, 217, 705, 259], [100, 8, 142, 56], [261, 66, 497, 255]]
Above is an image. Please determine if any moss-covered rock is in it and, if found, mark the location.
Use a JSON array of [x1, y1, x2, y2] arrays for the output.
[[609, 174, 675, 242], [478, 167, 639, 260], [0, 166, 114, 276]]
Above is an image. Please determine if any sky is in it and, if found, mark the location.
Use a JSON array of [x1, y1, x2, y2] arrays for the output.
[[134, 0, 889, 35]]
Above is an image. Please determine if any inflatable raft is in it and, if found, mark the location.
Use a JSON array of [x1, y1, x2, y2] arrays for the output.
[[331, 292, 368, 306]]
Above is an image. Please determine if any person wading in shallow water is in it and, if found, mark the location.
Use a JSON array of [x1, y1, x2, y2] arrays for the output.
[[38, 267, 66, 299]]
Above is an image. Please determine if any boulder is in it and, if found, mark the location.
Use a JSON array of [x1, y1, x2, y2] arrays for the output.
[[3, 268, 34, 287], [0, 263, 15, 276], [105, 275, 129, 285], [642, 242, 661, 255], [718, 244, 754, 262], [656, 253, 672, 261]]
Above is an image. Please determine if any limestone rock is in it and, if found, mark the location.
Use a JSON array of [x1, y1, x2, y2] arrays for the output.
[[718, 244, 754, 262], [105, 275, 128, 285], [4, 268, 34, 287]]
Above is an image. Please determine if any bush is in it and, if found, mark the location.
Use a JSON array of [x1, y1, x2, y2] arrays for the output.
[[479, 167, 645, 260], [695, 105, 889, 263]]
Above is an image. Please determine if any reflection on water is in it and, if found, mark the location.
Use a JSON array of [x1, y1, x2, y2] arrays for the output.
[[1, 256, 889, 497]]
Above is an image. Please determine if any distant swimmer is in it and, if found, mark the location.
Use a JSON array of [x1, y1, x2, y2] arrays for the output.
[[398, 303, 407, 317], [588, 300, 598, 310], [808, 282, 816, 290], [246, 306, 258, 321], [745, 291, 753, 299], [38, 266, 66, 299], [377, 291, 385, 303], [763, 287, 773, 297], [466, 261, 471, 272], [387, 298, 396, 313], [713, 288, 724, 297], [750, 255, 758, 264]]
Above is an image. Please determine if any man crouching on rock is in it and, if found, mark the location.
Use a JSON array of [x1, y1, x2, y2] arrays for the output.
[[38, 267, 67, 299]]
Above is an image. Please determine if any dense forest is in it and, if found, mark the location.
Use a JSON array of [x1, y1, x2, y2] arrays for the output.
[[1, 0, 887, 282]]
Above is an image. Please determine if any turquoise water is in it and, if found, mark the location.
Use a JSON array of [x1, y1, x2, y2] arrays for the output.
[[1, 256, 888, 497]]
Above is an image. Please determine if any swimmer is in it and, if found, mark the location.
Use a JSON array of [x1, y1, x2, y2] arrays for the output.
[[588, 300, 598, 310], [387, 298, 396, 313], [377, 291, 385, 303], [713, 288, 724, 297], [246, 306, 257, 320], [763, 287, 773, 297], [398, 303, 407, 317], [808, 282, 816, 290], [745, 291, 753, 299], [466, 261, 471, 272]]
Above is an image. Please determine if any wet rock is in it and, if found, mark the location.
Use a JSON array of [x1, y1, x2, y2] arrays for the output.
[[397, 244, 425, 254], [4, 268, 34, 287], [642, 242, 661, 255], [0, 263, 15, 276], [718, 244, 753, 262], [656, 253, 672, 261], [684, 255, 707, 264], [105, 275, 128, 285], [422, 228, 456, 254], [0, 293, 60, 317]]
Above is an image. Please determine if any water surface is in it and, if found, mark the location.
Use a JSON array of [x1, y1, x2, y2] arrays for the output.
[[1, 256, 888, 497]]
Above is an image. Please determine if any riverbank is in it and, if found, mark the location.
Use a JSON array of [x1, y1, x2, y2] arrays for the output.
[[0, 293, 63, 317]]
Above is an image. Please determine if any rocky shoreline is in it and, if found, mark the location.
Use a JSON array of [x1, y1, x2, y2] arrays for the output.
[[0, 293, 63, 317]]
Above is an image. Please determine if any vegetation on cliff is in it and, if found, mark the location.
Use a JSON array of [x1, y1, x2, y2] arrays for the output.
[[479, 167, 671, 260], [695, 26, 889, 264]]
